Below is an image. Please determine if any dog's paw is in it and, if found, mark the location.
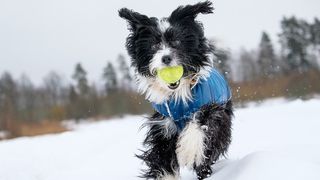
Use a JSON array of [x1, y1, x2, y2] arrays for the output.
[[195, 164, 213, 180], [176, 121, 207, 168]]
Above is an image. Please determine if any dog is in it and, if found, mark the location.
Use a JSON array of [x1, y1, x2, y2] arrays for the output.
[[119, 1, 233, 179]]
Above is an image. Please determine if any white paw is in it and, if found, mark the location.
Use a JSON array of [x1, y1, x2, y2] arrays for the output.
[[176, 121, 207, 168]]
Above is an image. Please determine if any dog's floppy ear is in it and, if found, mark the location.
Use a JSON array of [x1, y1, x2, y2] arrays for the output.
[[168, 1, 213, 24], [119, 8, 156, 31]]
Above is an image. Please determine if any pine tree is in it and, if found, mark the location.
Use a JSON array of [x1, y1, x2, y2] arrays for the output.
[[72, 63, 89, 95], [257, 31, 277, 78], [67, 85, 80, 120], [71, 63, 90, 120], [117, 54, 132, 91], [279, 16, 312, 72], [103, 62, 118, 94], [310, 18, 320, 68], [310, 18, 320, 45]]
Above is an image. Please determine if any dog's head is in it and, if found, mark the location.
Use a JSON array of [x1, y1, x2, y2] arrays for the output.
[[119, 1, 214, 104]]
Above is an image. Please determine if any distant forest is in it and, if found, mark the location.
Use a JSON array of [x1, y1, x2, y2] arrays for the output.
[[1, 16, 320, 138]]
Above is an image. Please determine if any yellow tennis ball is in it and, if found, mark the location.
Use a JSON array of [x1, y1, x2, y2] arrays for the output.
[[157, 66, 184, 84]]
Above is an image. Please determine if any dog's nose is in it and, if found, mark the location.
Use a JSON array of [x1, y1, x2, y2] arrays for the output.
[[162, 55, 172, 65]]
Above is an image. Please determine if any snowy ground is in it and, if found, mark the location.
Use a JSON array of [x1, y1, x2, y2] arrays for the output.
[[0, 99, 320, 180]]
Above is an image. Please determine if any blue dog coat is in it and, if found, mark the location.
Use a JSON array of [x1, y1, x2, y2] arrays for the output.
[[152, 68, 231, 130]]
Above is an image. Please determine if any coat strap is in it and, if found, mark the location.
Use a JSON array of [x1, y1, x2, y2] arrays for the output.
[[164, 101, 173, 118]]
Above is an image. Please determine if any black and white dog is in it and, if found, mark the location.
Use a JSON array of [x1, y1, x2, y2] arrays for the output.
[[119, 1, 233, 179]]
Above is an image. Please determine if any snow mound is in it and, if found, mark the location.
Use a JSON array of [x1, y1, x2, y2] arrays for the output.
[[211, 151, 319, 180]]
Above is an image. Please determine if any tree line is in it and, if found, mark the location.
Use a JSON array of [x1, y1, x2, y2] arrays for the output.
[[215, 16, 320, 101], [216, 16, 320, 82], [1, 16, 320, 135], [0, 54, 151, 134]]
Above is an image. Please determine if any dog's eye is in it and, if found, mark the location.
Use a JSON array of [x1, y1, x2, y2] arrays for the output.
[[151, 43, 161, 51], [170, 40, 180, 47]]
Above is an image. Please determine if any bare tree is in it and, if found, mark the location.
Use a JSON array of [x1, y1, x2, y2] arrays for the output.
[[43, 71, 67, 106], [17, 74, 36, 122], [0, 72, 18, 131], [238, 49, 259, 82], [214, 47, 232, 80], [117, 54, 133, 91]]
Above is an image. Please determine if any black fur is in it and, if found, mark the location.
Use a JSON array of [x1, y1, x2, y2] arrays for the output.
[[194, 100, 233, 179], [136, 113, 179, 179], [119, 1, 234, 179], [137, 101, 233, 180], [119, 8, 159, 76], [168, 1, 214, 24], [119, 1, 214, 77]]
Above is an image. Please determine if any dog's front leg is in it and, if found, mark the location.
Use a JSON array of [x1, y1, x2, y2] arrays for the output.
[[194, 101, 233, 179], [176, 101, 233, 180], [176, 117, 213, 180], [137, 112, 180, 180], [176, 116, 208, 180]]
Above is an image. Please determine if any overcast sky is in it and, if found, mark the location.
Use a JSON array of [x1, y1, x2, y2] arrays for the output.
[[0, 0, 319, 85]]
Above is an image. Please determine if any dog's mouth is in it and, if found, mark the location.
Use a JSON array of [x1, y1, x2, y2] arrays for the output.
[[167, 80, 180, 90], [153, 66, 183, 90]]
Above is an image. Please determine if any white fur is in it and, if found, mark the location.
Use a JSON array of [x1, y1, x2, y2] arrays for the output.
[[198, 64, 212, 80], [176, 119, 207, 168], [135, 73, 193, 104], [136, 73, 172, 103], [158, 18, 170, 33], [172, 78, 192, 104], [198, 51, 214, 80], [150, 18, 178, 75], [142, 117, 178, 138], [135, 63, 213, 105], [160, 117, 178, 138], [149, 45, 177, 75]]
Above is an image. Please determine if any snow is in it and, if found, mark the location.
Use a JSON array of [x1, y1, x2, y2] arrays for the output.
[[0, 99, 320, 180]]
